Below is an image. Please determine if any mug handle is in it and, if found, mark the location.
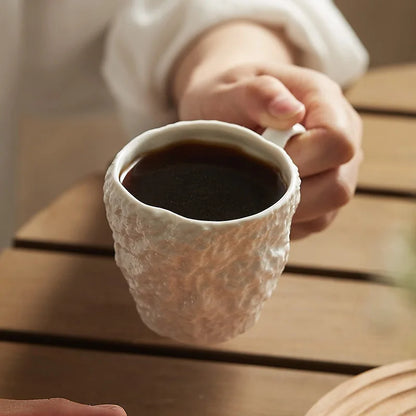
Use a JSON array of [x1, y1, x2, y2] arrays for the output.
[[262, 123, 305, 148]]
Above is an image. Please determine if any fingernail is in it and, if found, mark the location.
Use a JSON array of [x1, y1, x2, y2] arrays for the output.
[[94, 404, 126, 414], [269, 95, 304, 117]]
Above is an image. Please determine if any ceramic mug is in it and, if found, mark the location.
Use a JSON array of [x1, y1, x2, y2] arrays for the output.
[[103, 120, 303, 344]]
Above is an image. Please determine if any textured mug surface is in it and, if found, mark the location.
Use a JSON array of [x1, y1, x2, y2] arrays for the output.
[[103, 120, 301, 344]]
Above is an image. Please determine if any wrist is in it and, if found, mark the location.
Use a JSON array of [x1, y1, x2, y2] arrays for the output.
[[171, 20, 297, 106]]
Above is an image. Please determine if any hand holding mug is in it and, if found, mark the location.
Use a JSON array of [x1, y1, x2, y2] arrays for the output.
[[176, 63, 363, 239]]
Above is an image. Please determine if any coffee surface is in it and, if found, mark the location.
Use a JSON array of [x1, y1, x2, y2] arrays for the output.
[[121, 140, 287, 221]]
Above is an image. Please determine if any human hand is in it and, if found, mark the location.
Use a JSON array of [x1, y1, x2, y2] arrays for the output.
[[0, 398, 127, 416], [176, 63, 362, 239]]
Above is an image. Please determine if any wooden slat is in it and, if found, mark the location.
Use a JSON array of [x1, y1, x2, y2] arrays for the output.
[[15, 174, 416, 276], [289, 195, 416, 276], [17, 112, 125, 227], [0, 341, 348, 416], [15, 174, 112, 251], [360, 114, 416, 194], [0, 248, 414, 368], [346, 63, 416, 114]]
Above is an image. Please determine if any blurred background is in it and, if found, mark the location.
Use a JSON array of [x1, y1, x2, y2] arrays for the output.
[[335, 0, 416, 67], [11, 0, 416, 234]]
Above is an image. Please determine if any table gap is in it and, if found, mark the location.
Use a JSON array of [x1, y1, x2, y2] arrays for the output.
[[0, 329, 373, 376], [356, 187, 416, 200], [11, 240, 397, 286], [355, 107, 416, 119]]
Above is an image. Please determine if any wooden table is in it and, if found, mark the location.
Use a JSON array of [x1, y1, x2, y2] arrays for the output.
[[1, 64, 416, 415]]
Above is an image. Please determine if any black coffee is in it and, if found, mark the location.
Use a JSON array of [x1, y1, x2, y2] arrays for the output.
[[121, 140, 287, 221]]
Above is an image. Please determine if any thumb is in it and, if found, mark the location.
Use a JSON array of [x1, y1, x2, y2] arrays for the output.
[[243, 74, 305, 130]]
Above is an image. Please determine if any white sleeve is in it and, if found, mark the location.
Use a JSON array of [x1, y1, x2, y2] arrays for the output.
[[102, 0, 369, 137]]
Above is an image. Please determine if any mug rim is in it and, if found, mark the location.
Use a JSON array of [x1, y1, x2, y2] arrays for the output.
[[107, 120, 300, 225]]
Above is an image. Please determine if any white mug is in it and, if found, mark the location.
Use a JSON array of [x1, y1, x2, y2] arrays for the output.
[[103, 120, 303, 344]]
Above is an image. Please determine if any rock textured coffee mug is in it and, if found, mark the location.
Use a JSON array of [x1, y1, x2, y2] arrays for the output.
[[103, 120, 302, 344]]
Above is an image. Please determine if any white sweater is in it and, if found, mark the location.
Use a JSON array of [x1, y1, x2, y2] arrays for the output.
[[0, 0, 368, 247]]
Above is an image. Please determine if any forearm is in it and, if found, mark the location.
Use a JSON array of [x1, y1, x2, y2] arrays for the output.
[[171, 20, 297, 105]]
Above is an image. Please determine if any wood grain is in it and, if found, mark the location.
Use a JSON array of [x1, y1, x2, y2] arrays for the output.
[[306, 360, 416, 416], [17, 112, 125, 227], [15, 174, 416, 277], [15, 174, 112, 251], [0, 248, 414, 369], [289, 195, 416, 277], [0, 341, 348, 416], [346, 63, 416, 114], [360, 114, 416, 193]]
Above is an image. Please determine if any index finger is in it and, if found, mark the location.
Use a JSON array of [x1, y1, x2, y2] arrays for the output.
[[267, 66, 362, 177]]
